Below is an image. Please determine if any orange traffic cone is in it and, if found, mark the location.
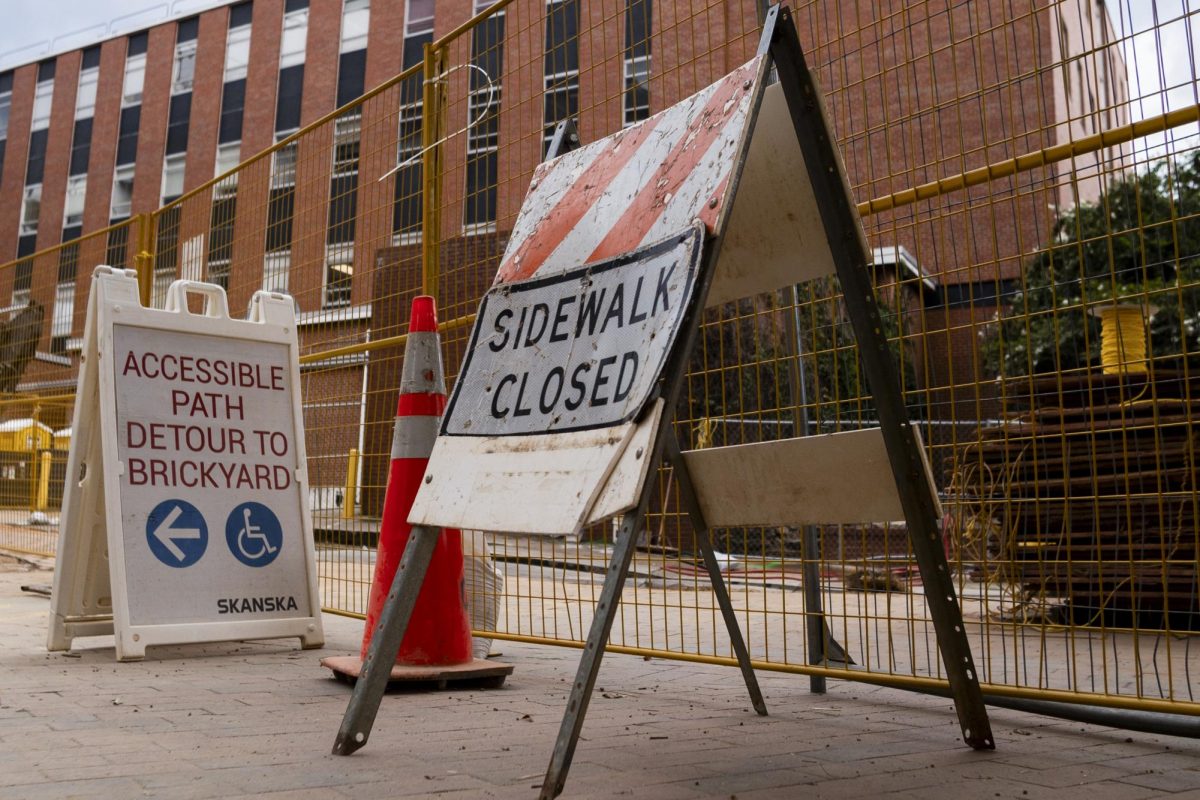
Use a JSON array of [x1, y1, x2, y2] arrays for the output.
[[361, 296, 470, 666], [322, 297, 512, 687]]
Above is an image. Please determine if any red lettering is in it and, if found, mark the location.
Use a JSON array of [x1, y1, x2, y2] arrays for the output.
[[142, 352, 160, 379], [123, 351, 142, 378], [127, 421, 146, 448], [179, 460, 197, 488]]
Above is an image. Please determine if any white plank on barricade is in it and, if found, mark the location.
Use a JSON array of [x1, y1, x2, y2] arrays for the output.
[[680, 428, 944, 527], [48, 267, 324, 661], [710, 81, 839, 306]]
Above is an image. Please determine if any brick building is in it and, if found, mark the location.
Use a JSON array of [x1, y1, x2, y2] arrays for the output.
[[0, 0, 1128, 510]]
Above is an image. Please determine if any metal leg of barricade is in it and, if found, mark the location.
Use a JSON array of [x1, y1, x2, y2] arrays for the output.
[[331, 526, 438, 756], [540, 427, 771, 799], [539, 503, 651, 799], [663, 428, 767, 716], [767, 4, 994, 749], [801, 526, 828, 692]]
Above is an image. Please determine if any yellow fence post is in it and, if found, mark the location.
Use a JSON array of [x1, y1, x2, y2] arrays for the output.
[[342, 448, 359, 520], [36, 450, 51, 512], [134, 212, 155, 308], [420, 43, 446, 300]]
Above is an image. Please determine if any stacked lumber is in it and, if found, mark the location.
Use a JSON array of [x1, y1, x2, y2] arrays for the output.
[[952, 369, 1200, 627]]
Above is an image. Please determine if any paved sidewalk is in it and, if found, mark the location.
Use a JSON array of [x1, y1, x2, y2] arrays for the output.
[[2, 561, 1199, 799]]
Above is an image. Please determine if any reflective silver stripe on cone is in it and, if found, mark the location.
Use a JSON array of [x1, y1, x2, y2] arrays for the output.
[[400, 332, 446, 395], [391, 414, 439, 460]]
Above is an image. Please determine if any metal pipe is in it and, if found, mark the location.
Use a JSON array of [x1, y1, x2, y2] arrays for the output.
[[420, 44, 444, 299], [859, 103, 1200, 217], [786, 286, 827, 694], [907, 682, 1200, 739]]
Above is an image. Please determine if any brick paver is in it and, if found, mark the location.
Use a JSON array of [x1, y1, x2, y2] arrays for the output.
[[1, 561, 1198, 799]]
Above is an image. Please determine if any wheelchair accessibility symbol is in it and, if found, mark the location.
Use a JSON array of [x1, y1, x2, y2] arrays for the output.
[[225, 502, 283, 567]]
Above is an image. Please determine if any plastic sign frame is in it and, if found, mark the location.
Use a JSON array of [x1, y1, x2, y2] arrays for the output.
[[48, 268, 324, 661]]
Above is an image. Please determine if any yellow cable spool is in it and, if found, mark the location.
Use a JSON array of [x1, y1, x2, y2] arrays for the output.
[[1094, 304, 1152, 375]]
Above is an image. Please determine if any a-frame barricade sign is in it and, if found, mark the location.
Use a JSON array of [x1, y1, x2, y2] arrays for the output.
[[48, 268, 324, 661], [333, 6, 993, 798]]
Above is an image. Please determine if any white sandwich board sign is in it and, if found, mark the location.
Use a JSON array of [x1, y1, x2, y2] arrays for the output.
[[48, 267, 324, 661]]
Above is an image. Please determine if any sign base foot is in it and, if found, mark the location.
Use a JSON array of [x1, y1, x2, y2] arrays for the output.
[[321, 655, 513, 690]]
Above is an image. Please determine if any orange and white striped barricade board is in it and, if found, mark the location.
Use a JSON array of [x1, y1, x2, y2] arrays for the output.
[[334, 7, 991, 796], [47, 267, 324, 661]]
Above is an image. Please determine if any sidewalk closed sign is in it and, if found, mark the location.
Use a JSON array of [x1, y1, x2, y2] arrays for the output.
[[48, 268, 324, 661], [445, 227, 702, 436]]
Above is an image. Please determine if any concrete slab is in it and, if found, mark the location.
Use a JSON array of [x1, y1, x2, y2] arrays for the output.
[[1, 562, 1198, 799]]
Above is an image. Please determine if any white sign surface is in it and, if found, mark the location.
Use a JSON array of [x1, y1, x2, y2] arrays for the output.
[[47, 269, 323, 660], [445, 226, 702, 436], [114, 325, 310, 625]]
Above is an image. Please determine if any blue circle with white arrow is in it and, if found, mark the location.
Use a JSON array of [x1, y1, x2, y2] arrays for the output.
[[146, 499, 208, 568]]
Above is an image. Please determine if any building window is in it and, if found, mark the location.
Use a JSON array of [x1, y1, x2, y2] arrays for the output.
[[406, 0, 434, 35], [31, 76, 54, 131], [623, 0, 651, 126], [328, 113, 360, 249], [263, 250, 290, 293], [69, 118, 92, 174], [25, 129, 47, 185], [106, 224, 129, 265], [165, 92, 191, 154], [64, 175, 86, 227], [208, 195, 236, 288], [224, 24, 252, 83], [267, 136, 296, 253], [623, 56, 650, 126], [219, 79, 246, 144], [52, 281, 76, 353], [0, 73, 11, 140], [543, 0, 579, 154], [280, 6, 309, 68], [111, 165, 135, 219], [340, 0, 370, 53], [324, 245, 353, 307], [116, 106, 140, 164], [267, 187, 295, 252], [172, 40, 197, 95], [152, 206, 181, 307], [464, 7, 503, 231], [123, 52, 146, 106], [216, 141, 241, 184], [393, 0, 433, 240], [393, 95, 422, 239], [12, 259, 33, 307], [271, 138, 298, 188], [76, 68, 99, 120], [51, 243, 79, 355], [332, 113, 360, 176], [20, 184, 41, 236], [162, 154, 186, 204]]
